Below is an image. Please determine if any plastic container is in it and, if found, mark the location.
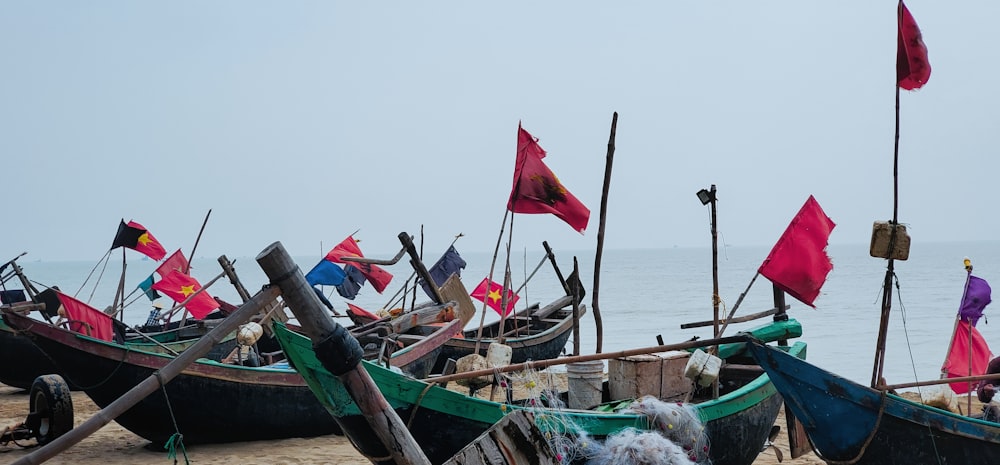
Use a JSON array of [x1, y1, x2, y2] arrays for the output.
[[684, 349, 721, 387], [486, 342, 512, 367], [237, 322, 263, 346], [567, 360, 605, 409]]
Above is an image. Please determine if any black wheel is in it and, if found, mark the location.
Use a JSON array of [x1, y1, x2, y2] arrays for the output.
[[28, 374, 74, 445]]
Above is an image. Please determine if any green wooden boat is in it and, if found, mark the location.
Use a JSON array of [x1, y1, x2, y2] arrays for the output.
[[274, 318, 806, 465]]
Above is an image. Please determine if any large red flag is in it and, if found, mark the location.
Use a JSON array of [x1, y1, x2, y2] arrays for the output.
[[507, 124, 590, 234], [943, 320, 993, 394], [324, 236, 394, 293], [758, 196, 836, 308], [156, 249, 190, 277], [151, 270, 220, 319], [897, 1, 931, 90], [470, 277, 520, 317], [56, 291, 114, 341]]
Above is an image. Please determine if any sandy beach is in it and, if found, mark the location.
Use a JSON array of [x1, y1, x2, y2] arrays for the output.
[[0, 382, 828, 465]]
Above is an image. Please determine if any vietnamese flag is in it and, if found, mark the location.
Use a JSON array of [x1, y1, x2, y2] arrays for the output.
[[471, 277, 520, 317], [758, 196, 836, 308], [151, 270, 220, 319], [56, 291, 114, 341], [507, 124, 590, 234], [156, 249, 190, 277], [324, 236, 394, 293], [110, 219, 167, 261]]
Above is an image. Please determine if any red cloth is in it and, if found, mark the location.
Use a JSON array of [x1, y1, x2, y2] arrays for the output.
[[156, 249, 190, 277], [56, 291, 114, 341], [151, 270, 220, 319], [346, 303, 380, 324], [758, 196, 836, 307], [943, 320, 993, 394], [471, 277, 520, 317], [897, 1, 931, 90], [507, 124, 590, 234], [324, 236, 393, 293]]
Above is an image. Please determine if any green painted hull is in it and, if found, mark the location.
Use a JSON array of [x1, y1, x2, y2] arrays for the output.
[[275, 318, 806, 465]]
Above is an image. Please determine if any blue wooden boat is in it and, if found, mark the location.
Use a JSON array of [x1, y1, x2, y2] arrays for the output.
[[746, 340, 1000, 465]]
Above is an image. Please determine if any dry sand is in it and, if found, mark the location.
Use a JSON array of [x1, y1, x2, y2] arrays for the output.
[[0, 382, 829, 465]]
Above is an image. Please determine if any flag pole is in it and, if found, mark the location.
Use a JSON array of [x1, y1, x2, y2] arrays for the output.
[[592, 111, 617, 353]]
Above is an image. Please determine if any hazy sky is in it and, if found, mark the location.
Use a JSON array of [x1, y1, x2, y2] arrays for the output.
[[3, 2, 997, 262]]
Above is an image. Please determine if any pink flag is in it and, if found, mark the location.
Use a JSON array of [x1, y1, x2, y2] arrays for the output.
[[758, 196, 836, 308], [56, 291, 114, 341], [156, 249, 190, 277], [943, 320, 993, 394]]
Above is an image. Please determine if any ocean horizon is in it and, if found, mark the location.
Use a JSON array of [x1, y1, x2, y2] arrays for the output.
[[6, 240, 999, 388]]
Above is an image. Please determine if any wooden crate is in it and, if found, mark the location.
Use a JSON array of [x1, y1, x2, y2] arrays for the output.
[[608, 350, 693, 401]]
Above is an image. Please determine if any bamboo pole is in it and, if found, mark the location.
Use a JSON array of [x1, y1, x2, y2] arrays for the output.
[[592, 112, 617, 353], [11, 286, 282, 465], [256, 241, 430, 465]]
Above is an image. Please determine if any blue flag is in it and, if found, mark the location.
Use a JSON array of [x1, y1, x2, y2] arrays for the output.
[[336, 265, 366, 300], [420, 245, 466, 298], [306, 259, 347, 286], [137, 274, 161, 301]]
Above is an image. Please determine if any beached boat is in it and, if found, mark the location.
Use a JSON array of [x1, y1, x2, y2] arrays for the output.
[[274, 316, 805, 465], [432, 295, 585, 374], [2, 301, 464, 444]]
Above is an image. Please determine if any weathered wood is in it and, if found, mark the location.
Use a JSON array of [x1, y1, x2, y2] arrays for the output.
[[11, 285, 282, 465], [389, 301, 458, 334], [256, 241, 429, 465], [442, 410, 559, 465], [680, 306, 788, 329], [786, 407, 811, 459], [530, 295, 573, 320]]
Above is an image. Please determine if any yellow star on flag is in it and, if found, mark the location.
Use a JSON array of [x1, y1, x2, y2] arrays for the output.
[[487, 288, 501, 303], [180, 285, 196, 297], [138, 232, 152, 246]]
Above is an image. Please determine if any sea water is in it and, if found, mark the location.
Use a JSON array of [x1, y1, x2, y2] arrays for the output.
[[8, 241, 999, 386]]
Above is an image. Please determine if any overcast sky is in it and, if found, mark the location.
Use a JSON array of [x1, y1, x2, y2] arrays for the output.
[[2, 1, 997, 262]]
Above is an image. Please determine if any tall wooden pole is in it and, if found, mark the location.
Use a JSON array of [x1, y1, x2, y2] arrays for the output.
[[709, 185, 719, 338], [256, 241, 430, 465], [592, 112, 617, 353]]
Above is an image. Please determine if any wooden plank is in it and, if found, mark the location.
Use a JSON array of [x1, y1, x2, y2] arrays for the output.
[[531, 295, 573, 320], [443, 410, 559, 465], [786, 406, 811, 459], [438, 274, 477, 326], [679, 306, 788, 329]]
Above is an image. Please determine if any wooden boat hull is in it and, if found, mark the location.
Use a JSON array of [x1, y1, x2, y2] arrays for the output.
[[275, 319, 806, 465], [0, 319, 75, 390], [747, 341, 1000, 464], [4, 311, 342, 444]]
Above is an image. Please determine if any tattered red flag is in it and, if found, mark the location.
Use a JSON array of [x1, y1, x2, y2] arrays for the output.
[[897, 1, 931, 90], [507, 124, 590, 234], [56, 291, 114, 341], [324, 236, 393, 293], [758, 196, 836, 308], [470, 277, 520, 317], [151, 270, 220, 319]]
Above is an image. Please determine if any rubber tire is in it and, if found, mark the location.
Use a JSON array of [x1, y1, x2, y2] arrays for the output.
[[29, 374, 74, 445]]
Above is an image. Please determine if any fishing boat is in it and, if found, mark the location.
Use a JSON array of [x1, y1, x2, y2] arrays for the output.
[[2, 299, 464, 444], [274, 316, 805, 465]]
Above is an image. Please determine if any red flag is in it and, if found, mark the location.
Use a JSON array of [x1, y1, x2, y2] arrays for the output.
[[470, 277, 520, 317], [758, 196, 836, 308], [507, 124, 590, 234], [156, 249, 190, 277], [897, 1, 931, 90], [151, 270, 220, 319], [324, 236, 394, 293], [110, 220, 167, 261], [943, 320, 993, 394], [56, 291, 114, 341]]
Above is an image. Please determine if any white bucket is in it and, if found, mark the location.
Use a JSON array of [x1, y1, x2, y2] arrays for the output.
[[566, 360, 604, 409]]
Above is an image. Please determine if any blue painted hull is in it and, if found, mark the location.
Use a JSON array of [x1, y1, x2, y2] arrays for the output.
[[747, 341, 1000, 464]]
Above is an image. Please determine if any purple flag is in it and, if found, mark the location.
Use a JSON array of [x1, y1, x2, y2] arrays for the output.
[[959, 275, 992, 326]]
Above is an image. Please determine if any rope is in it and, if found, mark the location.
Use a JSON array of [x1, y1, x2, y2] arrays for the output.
[[155, 371, 189, 465], [809, 390, 889, 465], [406, 382, 437, 430]]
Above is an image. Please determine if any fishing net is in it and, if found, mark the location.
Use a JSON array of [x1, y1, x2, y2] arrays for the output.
[[504, 366, 711, 465]]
